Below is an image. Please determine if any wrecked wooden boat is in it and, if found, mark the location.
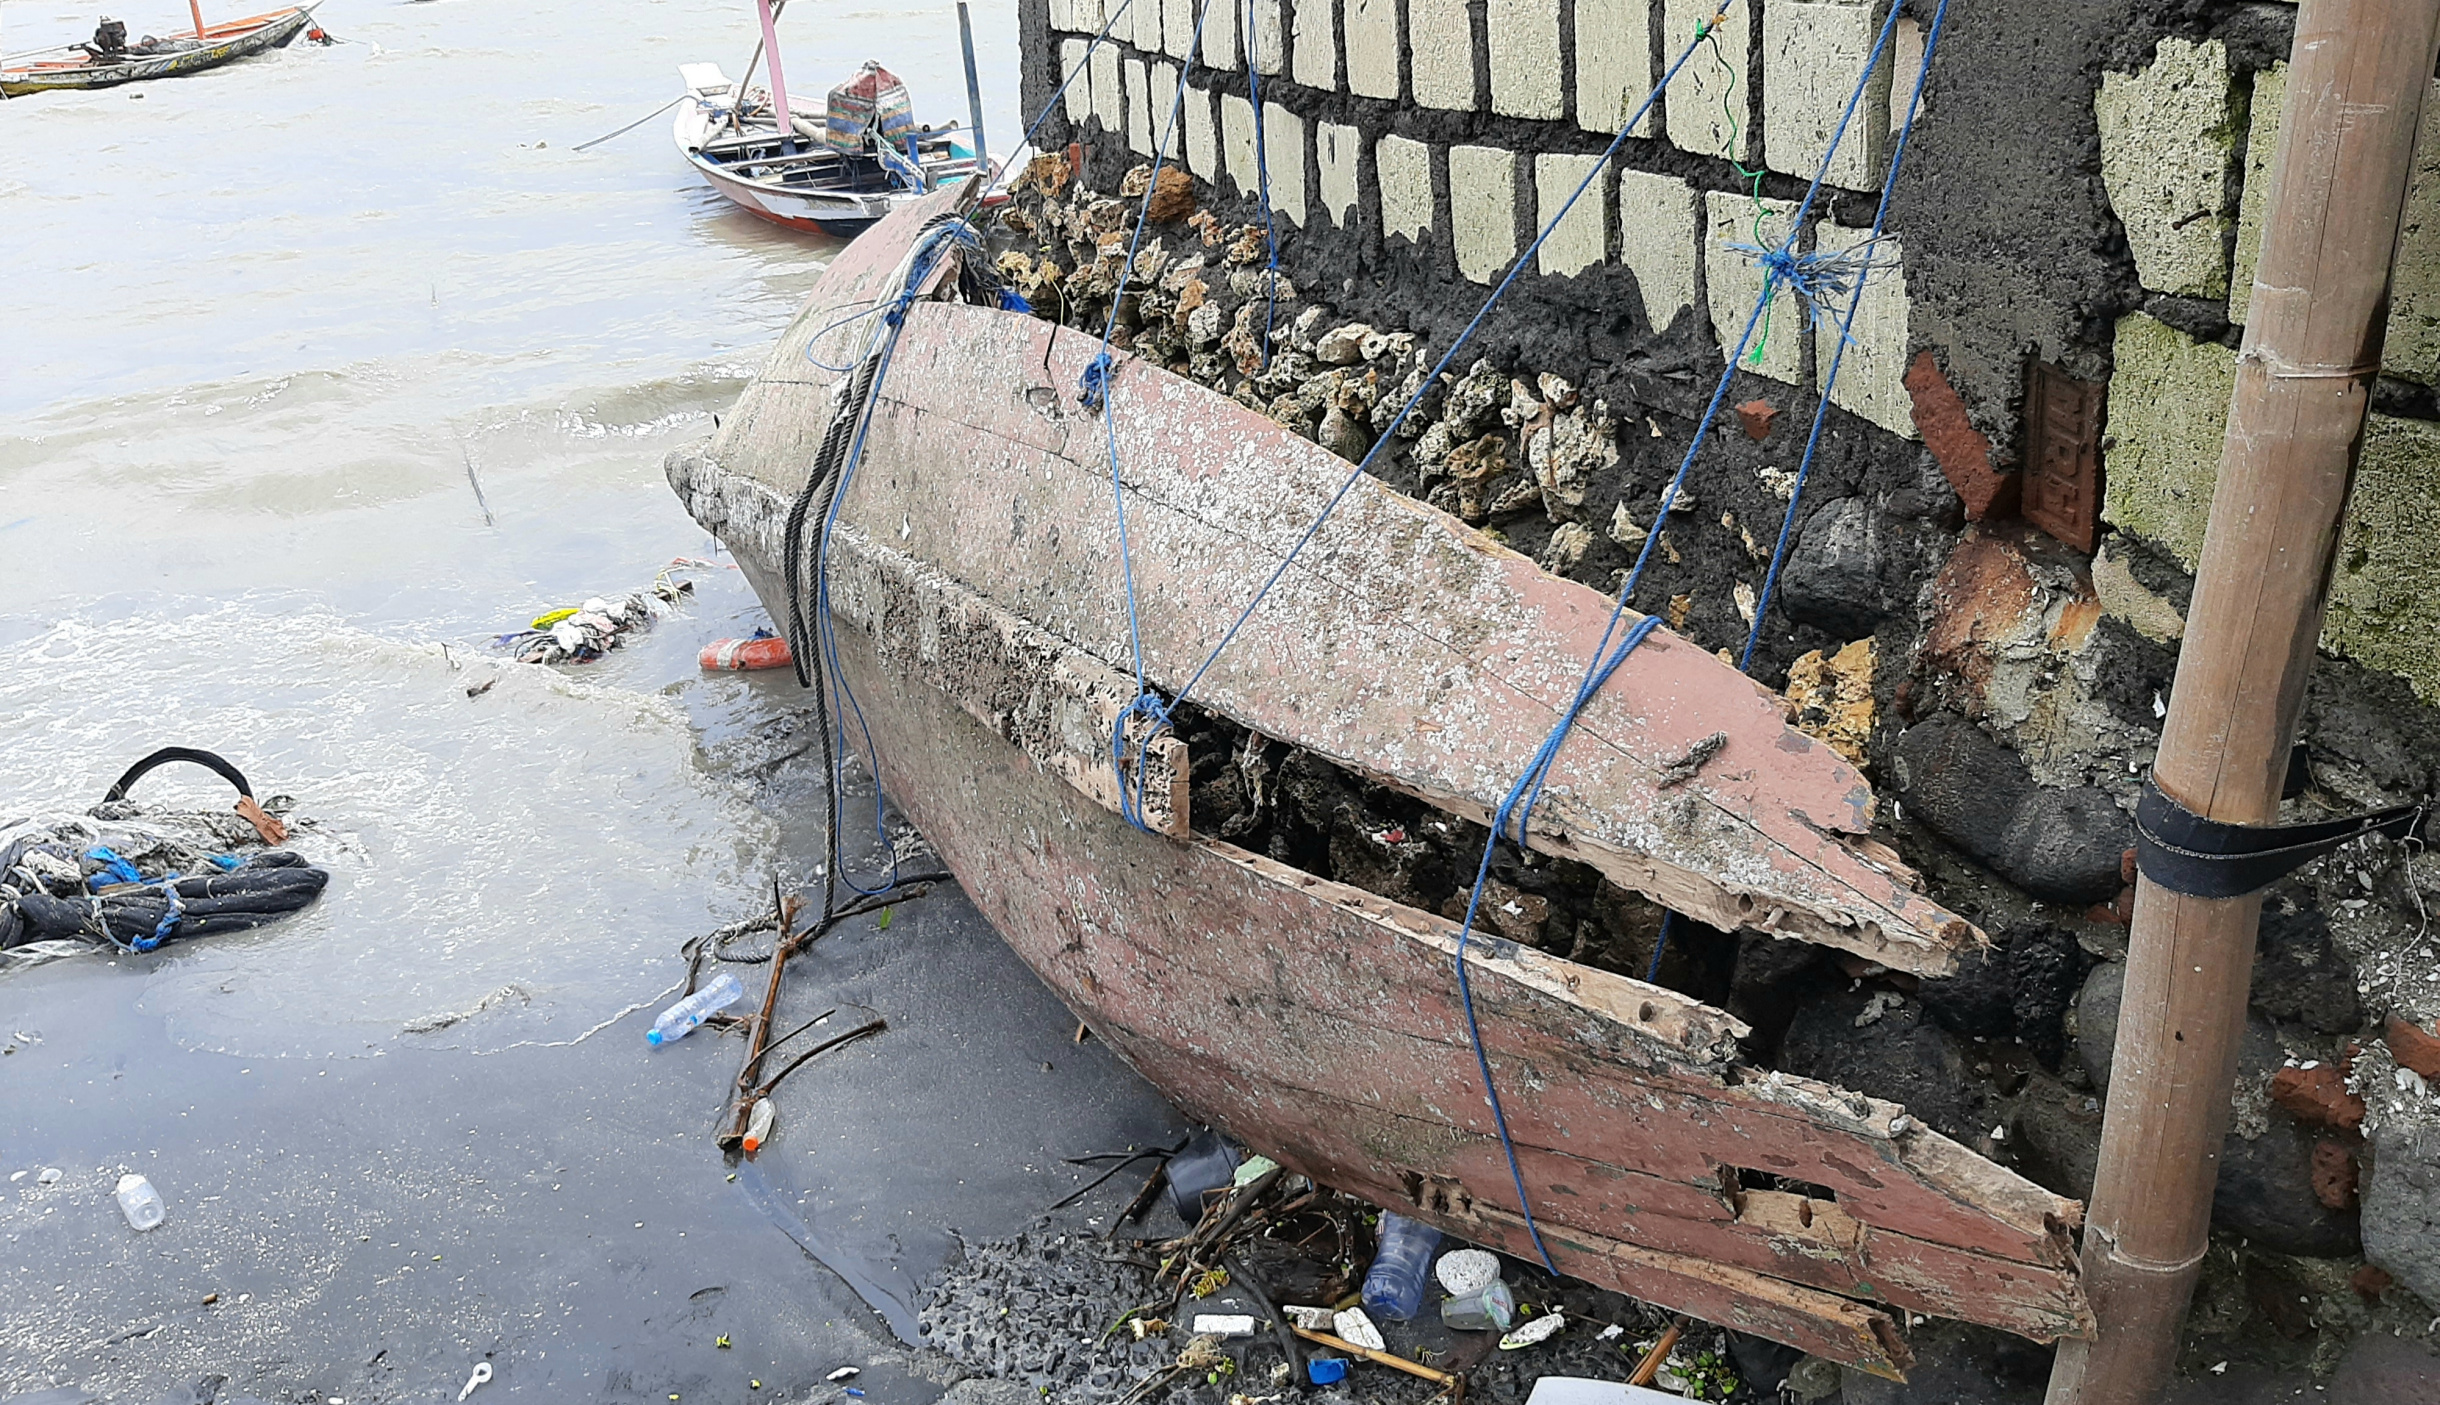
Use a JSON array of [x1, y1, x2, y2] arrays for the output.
[[0, 4, 316, 97], [669, 187, 2093, 1379]]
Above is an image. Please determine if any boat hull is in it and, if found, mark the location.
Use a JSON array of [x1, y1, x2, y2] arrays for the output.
[[667, 191, 2094, 1377], [0, 6, 312, 96], [672, 86, 985, 239]]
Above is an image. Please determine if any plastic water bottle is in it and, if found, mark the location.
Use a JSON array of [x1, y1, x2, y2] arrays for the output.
[[742, 1097, 776, 1154], [647, 973, 745, 1046], [115, 1173, 165, 1231], [1361, 1212, 1442, 1321]]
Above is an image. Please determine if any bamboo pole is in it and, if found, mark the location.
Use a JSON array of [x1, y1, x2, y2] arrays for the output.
[[2045, 2, 2440, 1401]]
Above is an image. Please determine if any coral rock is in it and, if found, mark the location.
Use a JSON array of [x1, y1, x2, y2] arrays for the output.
[[1313, 322, 1374, 365], [1784, 638, 1876, 766]]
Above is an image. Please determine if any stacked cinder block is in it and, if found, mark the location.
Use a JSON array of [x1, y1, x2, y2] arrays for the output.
[[2095, 38, 2440, 698], [1033, 0, 1925, 436]]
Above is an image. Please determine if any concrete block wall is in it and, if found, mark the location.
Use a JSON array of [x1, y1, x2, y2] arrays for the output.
[[1021, 0, 2440, 704], [1028, 0, 1925, 427], [2094, 41, 2440, 699]]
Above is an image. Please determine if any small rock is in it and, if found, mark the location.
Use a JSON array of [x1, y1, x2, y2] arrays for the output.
[[1540, 521, 1594, 573], [1015, 151, 1072, 198], [1784, 1355, 1843, 1401], [1608, 502, 1648, 547], [2006, 1071, 2105, 1201], [1780, 985, 1991, 1143], [1533, 402, 1614, 522], [1891, 714, 2133, 904], [2325, 1330, 2440, 1404], [1317, 403, 1370, 463], [2365, 1119, 2440, 1308], [2252, 896, 2361, 1034], [1779, 496, 1892, 637], [1144, 168, 1196, 223], [2350, 1262, 2393, 1300], [1782, 638, 1875, 766]]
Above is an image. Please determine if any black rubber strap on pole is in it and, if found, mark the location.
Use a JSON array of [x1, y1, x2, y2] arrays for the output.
[[102, 747, 255, 804], [2133, 776, 2428, 899]]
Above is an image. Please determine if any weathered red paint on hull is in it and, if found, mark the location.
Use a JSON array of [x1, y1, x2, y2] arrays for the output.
[[670, 190, 2095, 1377], [812, 607, 2089, 1376]]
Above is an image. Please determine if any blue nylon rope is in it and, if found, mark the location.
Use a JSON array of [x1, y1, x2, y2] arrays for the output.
[[1156, 3, 1745, 724], [1070, 0, 1951, 1268], [1075, 0, 1752, 1272], [1071, 0, 1222, 829], [813, 221, 987, 895], [1245, 0, 1281, 370], [1740, 0, 1951, 671], [1649, 0, 1949, 981], [1447, 1, 1923, 1269]]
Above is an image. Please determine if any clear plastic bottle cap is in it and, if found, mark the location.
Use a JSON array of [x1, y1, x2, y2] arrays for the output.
[[1436, 1248, 1500, 1295]]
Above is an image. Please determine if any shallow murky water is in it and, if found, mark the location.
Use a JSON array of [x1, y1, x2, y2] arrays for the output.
[[0, 0, 1024, 1049]]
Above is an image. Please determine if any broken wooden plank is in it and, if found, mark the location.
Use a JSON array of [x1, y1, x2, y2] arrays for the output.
[[667, 446, 1189, 837], [796, 599, 2089, 1363], [837, 305, 1979, 976]]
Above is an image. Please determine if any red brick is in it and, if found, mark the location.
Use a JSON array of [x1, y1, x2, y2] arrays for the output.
[[2312, 1138, 2360, 1210], [1905, 351, 2018, 520], [1735, 399, 1778, 441], [2388, 1015, 2440, 1080], [2268, 1063, 2366, 1133]]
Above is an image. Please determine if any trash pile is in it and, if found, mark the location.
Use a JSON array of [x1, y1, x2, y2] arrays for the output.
[[919, 1132, 1787, 1404], [1, 748, 328, 963], [496, 560, 710, 665]]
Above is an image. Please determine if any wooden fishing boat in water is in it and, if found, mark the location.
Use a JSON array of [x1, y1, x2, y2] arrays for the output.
[[675, 61, 992, 237], [0, 3, 316, 98], [669, 188, 2095, 1379]]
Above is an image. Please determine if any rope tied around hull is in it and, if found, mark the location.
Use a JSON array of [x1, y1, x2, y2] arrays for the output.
[[1061, 0, 1957, 1271]]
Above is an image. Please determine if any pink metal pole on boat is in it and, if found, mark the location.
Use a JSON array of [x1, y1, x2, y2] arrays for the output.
[[753, 0, 793, 147]]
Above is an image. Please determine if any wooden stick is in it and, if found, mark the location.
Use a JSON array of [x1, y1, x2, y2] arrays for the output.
[[1628, 1321, 1682, 1387], [2047, 2, 2440, 1401], [1290, 1328, 1454, 1385], [721, 877, 797, 1147], [188, 0, 206, 38]]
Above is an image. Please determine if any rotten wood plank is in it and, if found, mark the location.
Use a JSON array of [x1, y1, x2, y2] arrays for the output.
[[839, 306, 1978, 976], [668, 445, 1189, 836], [794, 597, 2090, 1363], [688, 188, 1977, 975]]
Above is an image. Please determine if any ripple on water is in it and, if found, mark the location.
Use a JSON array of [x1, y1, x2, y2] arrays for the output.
[[0, 604, 779, 1060]]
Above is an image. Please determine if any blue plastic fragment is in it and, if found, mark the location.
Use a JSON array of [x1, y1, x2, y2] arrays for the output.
[[1307, 1359, 1347, 1385], [998, 288, 1032, 314], [83, 846, 142, 889], [209, 854, 242, 872], [844, 1389, 866, 1398]]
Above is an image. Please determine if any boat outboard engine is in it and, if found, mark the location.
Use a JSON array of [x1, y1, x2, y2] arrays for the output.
[[80, 16, 130, 60]]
